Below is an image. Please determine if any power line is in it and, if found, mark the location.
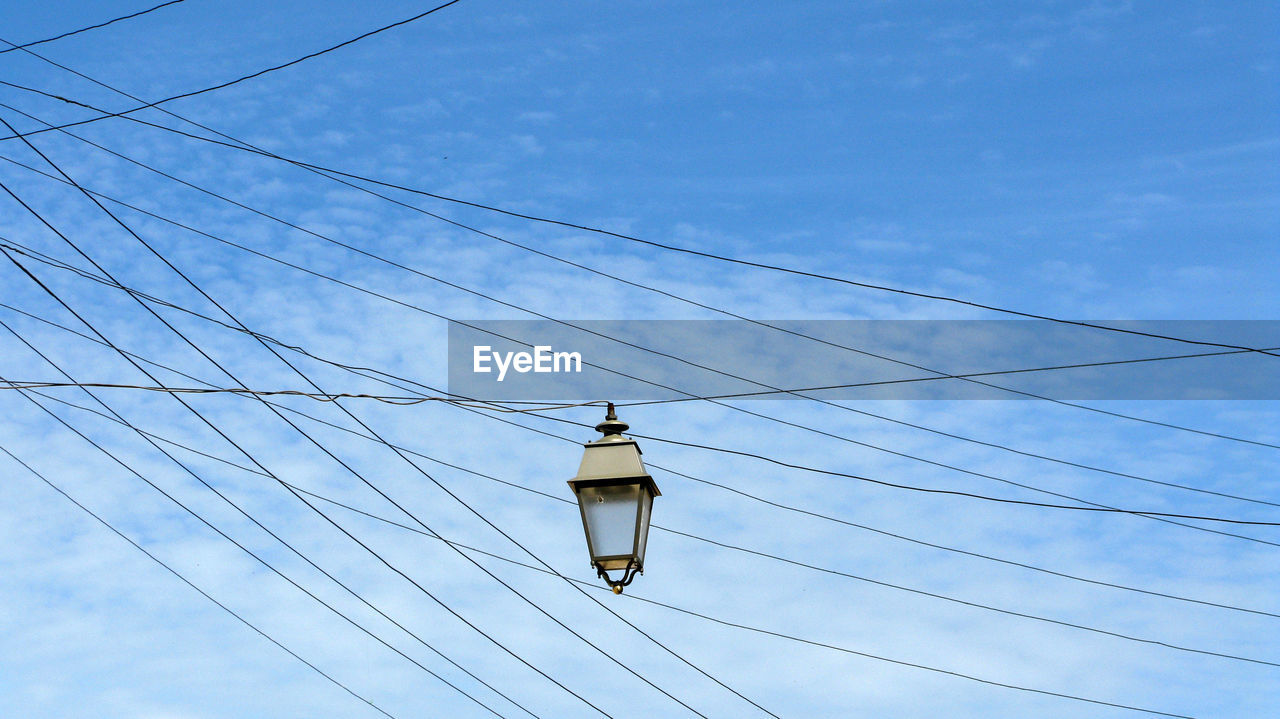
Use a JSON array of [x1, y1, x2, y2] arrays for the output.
[[10, 342, 1279, 412], [284, 486, 1214, 719], [3, 104, 1276, 522], [2, 22, 1269, 711], [0, 312, 534, 717], [0, 443, 401, 719], [1, 104, 1272, 522], [288, 483, 1280, 669], [0, 100, 1058, 712], [612, 586, 1198, 719], [1, 373, 517, 719], [0, 187, 611, 715], [3, 52, 1276, 459], [629, 429, 1280, 526], [10, 239, 1233, 716], [1, 249, 607, 717], [0, 80, 1270, 362], [5, 168, 1273, 463], [431, 400, 1280, 620], [2, 75, 1276, 468], [0, 0, 187, 54], [0, 379, 599, 411], [304, 484, 1278, 673], [9, 299, 1276, 622], [6, 370, 1280, 527], [133, 389, 1280, 673], [5, 84, 1274, 457], [3, 386, 1211, 719], [4, 120, 1272, 564], [2, 155, 1272, 543], [42, 375, 1276, 669], [8, 314, 1265, 714], [9, 235, 1275, 529], [612, 346, 1280, 404], [6, 221, 1275, 540], [644, 524, 1279, 669], [0, 1, 464, 136], [0, 123, 762, 719]]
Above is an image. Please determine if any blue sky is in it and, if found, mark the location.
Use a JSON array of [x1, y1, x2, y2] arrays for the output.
[[0, 1, 1277, 717]]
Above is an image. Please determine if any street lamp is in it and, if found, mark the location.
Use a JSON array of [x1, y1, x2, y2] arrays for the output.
[[567, 403, 660, 594]]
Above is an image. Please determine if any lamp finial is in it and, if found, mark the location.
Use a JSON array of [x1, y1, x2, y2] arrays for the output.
[[595, 402, 629, 436]]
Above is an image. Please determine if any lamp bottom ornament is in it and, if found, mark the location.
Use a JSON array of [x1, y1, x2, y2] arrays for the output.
[[596, 558, 640, 594]]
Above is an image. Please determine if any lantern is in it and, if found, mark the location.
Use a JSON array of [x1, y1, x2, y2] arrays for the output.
[[567, 404, 660, 594]]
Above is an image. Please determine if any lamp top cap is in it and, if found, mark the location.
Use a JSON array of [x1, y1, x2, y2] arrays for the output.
[[594, 402, 629, 437]]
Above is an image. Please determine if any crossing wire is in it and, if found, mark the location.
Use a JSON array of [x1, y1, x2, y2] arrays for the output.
[[301, 485, 1277, 698], [7, 298, 1277, 627], [6, 345, 1278, 414], [0, 375, 1208, 719], [0, 0, 187, 54], [2, 75, 1269, 575], [0, 119, 770, 719], [0, 142, 1273, 541], [5, 231, 1275, 531], [2, 81, 1274, 456], [0, 443, 401, 719], [0, 375, 515, 719], [0, 189, 611, 711], [0, 256, 562, 716], [284, 493, 1237, 719], [0, 318, 535, 719], [8, 372, 1280, 526], [3, 36, 1277, 460], [2, 301, 1255, 718], [0, 77, 1271, 362], [1, 100, 1273, 515], [16, 362, 1271, 671], [0, 1, 465, 136], [3, 98, 1276, 515], [0, 16, 1259, 711]]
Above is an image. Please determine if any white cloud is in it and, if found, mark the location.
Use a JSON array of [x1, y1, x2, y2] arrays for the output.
[[516, 111, 557, 124], [0, 2, 1275, 718]]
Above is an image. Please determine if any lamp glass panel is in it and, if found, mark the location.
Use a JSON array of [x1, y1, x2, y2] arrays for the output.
[[578, 483, 642, 560], [635, 489, 653, 565]]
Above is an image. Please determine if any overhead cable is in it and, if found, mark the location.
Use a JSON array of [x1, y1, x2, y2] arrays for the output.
[[286, 485, 1213, 719], [1, 86, 1273, 455], [0, 1, 187, 54], [0, 78, 1270, 361], [0, 443, 401, 719], [1, 103, 1272, 518], [1, 315, 535, 718], [1, 394, 1205, 719], [2, 158, 1272, 543], [0, 123, 761, 719], [0, 190, 610, 715], [3, 99, 1276, 508], [2, 55, 1275, 464], [30, 375, 1257, 668], [3, 374, 1278, 526], [5, 228, 1275, 535], [524, 410, 1280, 527], [10, 300, 1276, 621], [9, 313, 1269, 714], [0, 1, 464, 136], [0, 379, 599, 410]]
